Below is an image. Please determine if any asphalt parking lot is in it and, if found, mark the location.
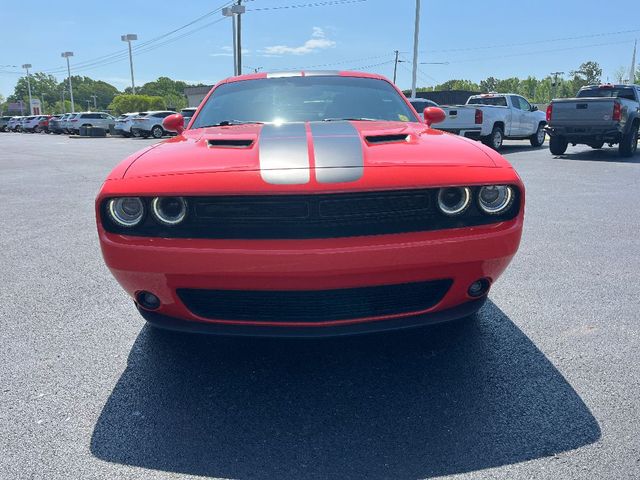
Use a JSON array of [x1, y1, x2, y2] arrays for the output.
[[1, 133, 639, 480]]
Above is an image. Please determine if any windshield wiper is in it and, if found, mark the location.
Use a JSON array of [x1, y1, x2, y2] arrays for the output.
[[202, 120, 264, 127], [322, 117, 380, 122]]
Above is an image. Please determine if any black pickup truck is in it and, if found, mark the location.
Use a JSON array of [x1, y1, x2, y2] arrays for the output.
[[545, 84, 640, 157]]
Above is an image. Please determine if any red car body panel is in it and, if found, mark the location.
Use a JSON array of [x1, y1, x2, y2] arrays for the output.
[[96, 71, 525, 335]]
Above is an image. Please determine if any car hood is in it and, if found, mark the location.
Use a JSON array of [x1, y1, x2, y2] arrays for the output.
[[123, 121, 497, 180]]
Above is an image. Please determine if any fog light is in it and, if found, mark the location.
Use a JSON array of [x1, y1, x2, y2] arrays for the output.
[[468, 279, 490, 297], [136, 291, 161, 310]]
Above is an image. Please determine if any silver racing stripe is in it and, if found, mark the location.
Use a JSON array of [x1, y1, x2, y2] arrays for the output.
[[310, 121, 364, 183], [258, 123, 310, 185]]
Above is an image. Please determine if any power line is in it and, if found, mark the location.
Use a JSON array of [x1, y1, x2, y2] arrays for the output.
[[248, 0, 367, 11], [434, 39, 636, 64], [421, 28, 640, 54]]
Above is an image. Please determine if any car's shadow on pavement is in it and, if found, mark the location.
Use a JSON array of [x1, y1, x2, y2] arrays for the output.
[[90, 301, 600, 480], [553, 148, 640, 163]]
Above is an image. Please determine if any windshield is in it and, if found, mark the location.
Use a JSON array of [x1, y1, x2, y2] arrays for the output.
[[467, 96, 508, 106], [191, 76, 418, 128], [577, 87, 636, 100]]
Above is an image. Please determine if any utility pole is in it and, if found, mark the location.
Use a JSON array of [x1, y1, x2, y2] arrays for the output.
[[550, 71, 564, 100], [61, 88, 66, 114], [86, 100, 91, 111], [630, 39, 637, 85], [22, 64, 33, 115], [91, 94, 98, 109], [61, 52, 75, 112], [41, 93, 46, 114], [236, 0, 244, 75], [121, 34, 138, 93], [410, 0, 421, 98], [393, 50, 399, 84]]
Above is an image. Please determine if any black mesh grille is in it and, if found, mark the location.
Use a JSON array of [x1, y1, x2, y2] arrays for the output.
[[177, 279, 452, 323], [101, 187, 520, 239]]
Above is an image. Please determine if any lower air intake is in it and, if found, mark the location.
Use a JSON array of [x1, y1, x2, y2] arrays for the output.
[[177, 279, 452, 323]]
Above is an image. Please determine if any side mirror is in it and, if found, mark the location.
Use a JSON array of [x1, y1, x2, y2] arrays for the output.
[[163, 113, 185, 134], [423, 107, 446, 126], [531, 105, 538, 111]]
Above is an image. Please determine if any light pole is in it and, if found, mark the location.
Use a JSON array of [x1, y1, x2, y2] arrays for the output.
[[61, 88, 66, 114], [410, 0, 421, 99], [91, 94, 98, 109], [61, 52, 75, 112], [121, 34, 138, 93], [86, 100, 91, 111], [222, 3, 245, 76], [22, 64, 33, 115]]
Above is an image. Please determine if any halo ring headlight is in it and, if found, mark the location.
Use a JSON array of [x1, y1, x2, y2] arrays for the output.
[[151, 196, 187, 225], [437, 187, 471, 216], [478, 185, 514, 215], [107, 197, 144, 227]]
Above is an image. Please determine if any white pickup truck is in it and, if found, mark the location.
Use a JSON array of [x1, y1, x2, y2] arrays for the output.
[[435, 93, 547, 150]]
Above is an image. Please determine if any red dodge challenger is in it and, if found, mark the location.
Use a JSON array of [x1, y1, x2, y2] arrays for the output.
[[96, 71, 524, 336]]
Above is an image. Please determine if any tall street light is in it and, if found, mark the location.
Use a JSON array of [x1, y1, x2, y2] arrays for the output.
[[222, 3, 245, 76], [121, 34, 138, 93], [61, 52, 75, 112], [410, 0, 421, 99], [22, 64, 33, 115]]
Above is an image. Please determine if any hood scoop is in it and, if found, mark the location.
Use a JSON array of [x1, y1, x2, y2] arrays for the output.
[[365, 133, 410, 145], [207, 138, 254, 148]]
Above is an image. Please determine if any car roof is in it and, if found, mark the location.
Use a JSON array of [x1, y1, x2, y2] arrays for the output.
[[218, 70, 388, 86]]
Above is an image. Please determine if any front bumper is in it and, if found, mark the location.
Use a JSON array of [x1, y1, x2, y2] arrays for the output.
[[99, 217, 522, 334], [439, 128, 483, 140]]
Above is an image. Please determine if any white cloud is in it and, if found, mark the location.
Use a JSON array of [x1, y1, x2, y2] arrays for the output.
[[261, 27, 335, 56]]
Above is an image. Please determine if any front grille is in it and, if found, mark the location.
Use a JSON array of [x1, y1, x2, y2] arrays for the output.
[[101, 187, 520, 239], [177, 279, 452, 323]]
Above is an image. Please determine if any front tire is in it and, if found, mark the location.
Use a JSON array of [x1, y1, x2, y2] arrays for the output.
[[619, 123, 639, 158], [530, 123, 546, 147], [151, 125, 164, 139], [549, 135, 568, 155], [589, 141, 604, 149], [482, 125, 504, 151]]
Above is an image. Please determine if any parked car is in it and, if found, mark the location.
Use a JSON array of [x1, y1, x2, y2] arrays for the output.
[[113, 112, 141, 137], [407, 97, 439, 115], [436, 93, 547, 150], [35, 115, 53, 133], [21, 116, 41, 133], [0, 116, 12, 132], [96, 71, 524, 336], [67, 112, 116, 135], [59, 113, 77, 134], [130, 111, 176, 138], [48, 114, 67, 134], [546, 83, 640, 157], [7, 116, 25, 132], [180, 107, 197, 129]]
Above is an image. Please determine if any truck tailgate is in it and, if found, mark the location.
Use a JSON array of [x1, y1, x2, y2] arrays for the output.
[[551, 98, 617, 126], [437, 106, 479, 131]]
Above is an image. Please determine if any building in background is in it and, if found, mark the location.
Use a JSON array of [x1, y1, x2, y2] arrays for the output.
[[184, 86, 213, 108]]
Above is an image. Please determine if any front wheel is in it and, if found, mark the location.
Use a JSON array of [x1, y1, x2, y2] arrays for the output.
[[530, 124, 546, 147], [482, 126, 504, 151], [619, 123, 639, 158], [151, 125, 164, 139], [549, 135, 568, 155], [589, 142, 604, 149]]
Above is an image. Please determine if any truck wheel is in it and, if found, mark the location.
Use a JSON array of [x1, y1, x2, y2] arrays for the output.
[[549, 136, 568, 155], [619, 123, 639, 158], [589, 142, 604, 149], [530, 124, 546, 147], [483, 126, 503, 151]]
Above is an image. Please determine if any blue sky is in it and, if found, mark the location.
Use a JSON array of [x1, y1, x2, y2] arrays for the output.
[[1, 0, 638, 97]]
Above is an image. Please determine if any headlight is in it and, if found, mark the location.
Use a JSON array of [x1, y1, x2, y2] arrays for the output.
[[151, 197, 187, 225], [478, 185, 514, 214], [437, 187, 471, 216], [107, 197, 144, 227]]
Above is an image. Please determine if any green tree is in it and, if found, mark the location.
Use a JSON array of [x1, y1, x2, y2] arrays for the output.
[[127, 76, 189, 110], [108, 94, 166, 115], [433, 79, 480, 91], [68, 76, 120, 111], [570, 61, 602, 90]]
